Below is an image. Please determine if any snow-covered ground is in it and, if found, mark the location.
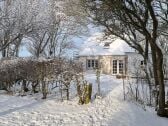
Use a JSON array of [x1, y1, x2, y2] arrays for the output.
[[0, 73, 168, 126]]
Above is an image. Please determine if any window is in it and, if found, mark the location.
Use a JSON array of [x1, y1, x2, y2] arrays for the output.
[[113, 60, 117, 74], [119, 60, 124, 74], [113, 60, 124, 74], [92, 60, 94, 67], [87, 59, 98, 69], [87, 60, 91, 68]]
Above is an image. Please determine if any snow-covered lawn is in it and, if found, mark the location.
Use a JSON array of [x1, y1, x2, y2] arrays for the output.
[[0, 73, 168, 126]]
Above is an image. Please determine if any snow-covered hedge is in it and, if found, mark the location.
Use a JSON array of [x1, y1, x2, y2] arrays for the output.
[[0, 57, 82, 90]]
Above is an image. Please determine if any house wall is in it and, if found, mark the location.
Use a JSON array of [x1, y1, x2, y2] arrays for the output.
[[126, 52, 146, 77], [78, 56, 87, 72], [79, 53, 168, 79], [99, 56, 112, 74], [79, 55, 127, 75]]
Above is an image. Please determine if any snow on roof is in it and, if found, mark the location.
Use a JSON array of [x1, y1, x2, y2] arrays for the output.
[[79, 33, 134, 56]]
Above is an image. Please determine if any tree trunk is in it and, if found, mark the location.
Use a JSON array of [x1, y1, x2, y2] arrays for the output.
[[42, 81, 47, 99], [2, 49, 7, 57], [59, 81, 63, 101], [95, 68, 101, 98], [15, 35, 23, 57], [144, 60, 152, 105], [32, 81, 39, 93], [150, 39, 166, 116], [66, 88, 69, 100], [77, 82, 84, 104], [156, 49, 165, 116], [22, 80, 28, 92]]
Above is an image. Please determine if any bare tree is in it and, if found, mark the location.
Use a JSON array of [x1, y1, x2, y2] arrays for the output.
[[0, 0, 40, 57], [27, 31, 50, 58], [25, 0, 84, 58]]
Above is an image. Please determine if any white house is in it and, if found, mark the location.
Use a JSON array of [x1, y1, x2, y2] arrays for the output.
[[78, 33, 146, 77]]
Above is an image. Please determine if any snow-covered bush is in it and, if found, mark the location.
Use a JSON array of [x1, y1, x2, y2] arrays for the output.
[[0, 57, 84, 100]]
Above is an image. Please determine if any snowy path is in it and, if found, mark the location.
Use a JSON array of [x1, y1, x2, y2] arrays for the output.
[[0, 74, 168, 126]]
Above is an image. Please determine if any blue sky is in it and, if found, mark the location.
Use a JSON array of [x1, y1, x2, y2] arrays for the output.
[[19, 46, 32, 57]]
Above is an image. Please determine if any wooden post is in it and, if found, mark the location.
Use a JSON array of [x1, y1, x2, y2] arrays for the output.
[[122, 75, 126, 100]]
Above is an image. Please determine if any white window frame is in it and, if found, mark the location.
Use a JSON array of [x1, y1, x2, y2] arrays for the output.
[[119, 60, 124, 74], [112, 60, 124, 75], [87, 59, 98, 69], [113, 60, 117, 74]]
